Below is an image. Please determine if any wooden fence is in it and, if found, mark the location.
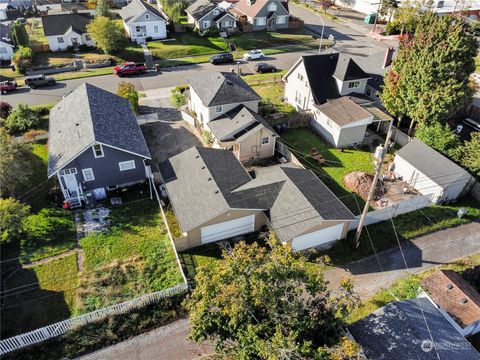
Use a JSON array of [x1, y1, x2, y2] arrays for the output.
[[0, 283, 189, 355], [377, 122, 412, 147]]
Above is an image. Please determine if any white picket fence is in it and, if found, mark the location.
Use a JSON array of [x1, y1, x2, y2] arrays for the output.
[[348, 195, 432, 231], [0, 283, 188, 355], [180, 110, 196, 127]]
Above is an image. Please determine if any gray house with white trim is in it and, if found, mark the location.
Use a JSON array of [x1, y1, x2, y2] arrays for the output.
[[185, 0, 237, 32], [48, 83, 151, 207], [229, 0, 289, 31]]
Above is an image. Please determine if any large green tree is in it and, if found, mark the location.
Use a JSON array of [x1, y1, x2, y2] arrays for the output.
[[87, 16, 126, 54], [185, 234, 359, 359], [0, 198, 30, 244], [415, 122, 461, 158], [459, 132, 480, 176], [381, 12, 477, 132], [116, 82, 139, 114], [11, 20, 29, 46], [159, 0, 189, 22], [5, 104, 41, 134], [0, 128, 36, 198]]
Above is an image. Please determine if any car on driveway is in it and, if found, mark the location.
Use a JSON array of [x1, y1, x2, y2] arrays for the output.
[[24, 74, 56, 89], [243, 50, 264, 61], [0, 80, 17, 94], [209, 53, 234, 65], [113, 62, 147, 76], [254, 63, 277, 73]]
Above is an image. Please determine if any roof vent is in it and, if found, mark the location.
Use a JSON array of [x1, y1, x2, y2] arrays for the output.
[[202, 166, 206, 169], [207, 177, 212, 181], [214, 190, 219, 194], [446, 284, 454, 290], [226, 80, 233, 85], [75, 123, 79, 126], [461, 298, 469, 304], [196, 155, 200, 158]]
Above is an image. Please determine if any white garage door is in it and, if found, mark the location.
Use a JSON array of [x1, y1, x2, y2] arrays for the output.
[[292, 223, 344, 251], [201, 214, 255, 244]]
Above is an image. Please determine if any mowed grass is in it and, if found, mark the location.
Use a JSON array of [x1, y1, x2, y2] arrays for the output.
[[251, 81, 296, 116], [281, 128, 373, 212]]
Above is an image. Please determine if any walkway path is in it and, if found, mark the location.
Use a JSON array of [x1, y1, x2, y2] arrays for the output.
[[325, 221, 480, 300], [22, 249, 77, 269]]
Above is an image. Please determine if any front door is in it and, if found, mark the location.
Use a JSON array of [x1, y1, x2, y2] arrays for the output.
[[267, 16, 277, 29], [63, 173, 78, 195], [71, 38, 79, 47]]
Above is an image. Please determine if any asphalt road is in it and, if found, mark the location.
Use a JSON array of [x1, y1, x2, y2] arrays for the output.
[[3, 4, 392, 107]]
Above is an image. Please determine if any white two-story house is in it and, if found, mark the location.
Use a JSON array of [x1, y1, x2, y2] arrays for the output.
[[41, 12, 94, 51], [283, 53, 391, 148], [187, 71, 277, 163], [120, 0, 168, 42]]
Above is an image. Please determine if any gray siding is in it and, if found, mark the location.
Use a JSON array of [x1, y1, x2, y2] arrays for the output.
[[135, 10, 165, 23], [197, 8, 235, 30], [60, 145, 148, 191], [252, 0, 289, 31]]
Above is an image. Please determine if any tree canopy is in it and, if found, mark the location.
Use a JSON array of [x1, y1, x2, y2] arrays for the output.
[[11, 20, 29, 46], [159, 0, 189, 22], [116, 82, 139, 114], [458, 132, 480, 176], [185, 234, 359, 359], [415, 122, 461, 159], [381, 13, 477, 126], [87, 16, 126, 54], [5, 104, 41, 134], [95, 0, 111, 17], [0, 198, 30, 244]]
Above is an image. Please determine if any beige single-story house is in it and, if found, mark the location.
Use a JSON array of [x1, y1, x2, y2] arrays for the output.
[[160, 147, 355, 251], [392, 139, 474, 204]]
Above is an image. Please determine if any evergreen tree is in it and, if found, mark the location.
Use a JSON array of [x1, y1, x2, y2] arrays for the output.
[[11, 20, 29, 46], [459, 132, 480, 176]]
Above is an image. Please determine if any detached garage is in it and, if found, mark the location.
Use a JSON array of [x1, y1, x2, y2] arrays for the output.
[[201, 214, 255, 244], [292, 223, 346, 251], [393, 139, 474, 204]]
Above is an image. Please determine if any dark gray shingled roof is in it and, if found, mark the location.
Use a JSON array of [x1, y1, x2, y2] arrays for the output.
[[48, 83, 151, 177], [185, 0, 216, 20], [121, 0, 167, 24], [348, 298, 480, 360], [0, 23, 14, 46], [333, 54, 369, 81], [41, 13, 93, 36], [207, 105, 277, 142], [187, 72, 261, 107], [395, 139, 472, 188], [160, 147, 354, 239]]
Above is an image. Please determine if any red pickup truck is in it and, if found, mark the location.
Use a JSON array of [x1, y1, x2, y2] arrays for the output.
[[0, 80, 17, 94], [113, 62, 147, 77]]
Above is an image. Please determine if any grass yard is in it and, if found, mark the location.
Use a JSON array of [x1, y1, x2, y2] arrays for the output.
[[322, 198, 480, 265], [148, 33, 228, 59], [27, 19, 49, 48], [33, 53, 75, 67], [281, 128, 374, 212], [347, 252, 480, 323], [251, 81, 297, 116]]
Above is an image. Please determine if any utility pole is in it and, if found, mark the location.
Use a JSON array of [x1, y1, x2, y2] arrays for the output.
[[372, 0, 383, 35], [354, 119, 394, 248]]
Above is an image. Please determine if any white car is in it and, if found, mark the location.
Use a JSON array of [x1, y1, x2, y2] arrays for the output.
[[243, 50, 265, 61]]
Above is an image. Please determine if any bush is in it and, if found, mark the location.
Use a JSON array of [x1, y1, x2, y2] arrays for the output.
[[0, 101, 12, 119], [32, 103, 54, 116], [116, 82, 139, 114], [201, 129, 213, 146], [12, 46, 34, 74], [200, 26, 220, 38], [169, 92, 186, 108], [23, 129, 48, 141], [385, 20, 401, 35], [5, 104, 42, 134], [0, 198, 30, 244]]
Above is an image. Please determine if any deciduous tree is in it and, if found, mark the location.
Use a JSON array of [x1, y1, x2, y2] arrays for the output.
[[5, 104, 41, 134], [185, 233, 359, 359], [381, 13, 478, 133], [415, 122, 461, 158], [87, 16, 126, 54], [116, 82, 139, 114], [0, 101, 12, 120], [0, 198, 30, 244], [95, 0, 111, 17], [459, 132, 480, 176], [12, 46, 34, 74]]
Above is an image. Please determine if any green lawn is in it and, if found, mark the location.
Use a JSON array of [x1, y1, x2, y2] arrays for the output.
[[251, 81, 297, 116], [322, 198, 480, 265], [476, 55, 480, 72], [347, 252, 480, 323], [281, 128, 374, 212], [27, 19, 49, 48]]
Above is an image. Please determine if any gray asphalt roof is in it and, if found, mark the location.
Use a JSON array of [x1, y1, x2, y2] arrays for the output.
[[187, 72, 261, 107], [48, 83, 151, 177], [348, 298, 480, 360], [121, 0, 167, 24], [316, 97, 372, 126], [185, 0, 216, 20], [161, 147, 354, 239], [41, 13, 93, 36], [207, 105, 276, 142], [333, 53, 369, 81], [395, 139, 472, 187], [0, 23, 13, 46]]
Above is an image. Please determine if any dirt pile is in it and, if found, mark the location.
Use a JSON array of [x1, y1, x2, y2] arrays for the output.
[[343, 171, 381, 201]]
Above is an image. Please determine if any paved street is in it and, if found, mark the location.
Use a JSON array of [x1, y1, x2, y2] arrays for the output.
[[77, 222, 480, 360]]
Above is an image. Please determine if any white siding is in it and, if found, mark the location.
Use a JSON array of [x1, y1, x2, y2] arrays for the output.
[[291, 223, 345, 251], [284, 62, 314, 112], [125, 11, 167, 41], [336, 77, 369, 96], [47, 30, 95, 51]]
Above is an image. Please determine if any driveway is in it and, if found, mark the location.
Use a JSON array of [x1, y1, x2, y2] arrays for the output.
[[325, 221, 480, 300]]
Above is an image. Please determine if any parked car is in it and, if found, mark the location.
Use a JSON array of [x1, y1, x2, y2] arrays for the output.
[[243, 50, 265, 61], [24, 74, 56, 89], [0, 80, 17, 94], [113, 62, 147, 76], [209, 53, 234, 65], [254, 63, 277, 73]]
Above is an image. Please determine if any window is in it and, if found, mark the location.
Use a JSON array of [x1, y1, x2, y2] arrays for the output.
[[60, 168, 77, 175], [82, 168, 95, 181], [0, 48, 7, 54], [261, 137, 269, 145], [213, 9, 219, 15], [295, 90, 302, 104], [255, 17, 266, 26], [437, 0, 444, 7], [85, 34, 91, 41], [277, 15, 287, 24], [225, 20, 232, 27], [327, 119, 332, 127], [92, 144, 104, 158], [348, 81, 360, 89], [57, 37, 64, 43], [365, 87, 372, 97], [154, 26, 159, 33], [215, 105, 223, 113], [135, 26, 142, 33], [145, 14, 149, 19], [268, 2, 277, 11], [297, 73, 303, 81], [119, 160, 136, 171], [203, 20, 210, 28]]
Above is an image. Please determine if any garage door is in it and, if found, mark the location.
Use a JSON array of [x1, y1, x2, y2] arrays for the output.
[[201, 214, 255, 244], [291, 223, 344, 251]]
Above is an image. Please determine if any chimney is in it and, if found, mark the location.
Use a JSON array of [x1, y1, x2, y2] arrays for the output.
[[248, 0, 256, 5], [382, 47, 394, 68]]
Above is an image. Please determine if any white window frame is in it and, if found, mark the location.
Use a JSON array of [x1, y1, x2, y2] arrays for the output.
[[295, 90, 302, 105], [213, 9, 219, 15], [119, 160, 136, 171], [203, 20, 211, 28], [135, 26, 142, 33], [255, 17, 266, 26], [92, 143, 104, 158], [145, 14, 149, 19], [60, 168, 77, 175], [154, 25, 159, 33], [215, 105, 223, 113], [348, 81, 361, 89], [268, 2, 277, 11], [327, 118, 333, 127], [297, 73, 303, 81], [261, 137, 269, 145], [57, 37, 64, 44], [277, 15, 287, 24], [82, 168, 95, 181], [85, 34, 91, 41]]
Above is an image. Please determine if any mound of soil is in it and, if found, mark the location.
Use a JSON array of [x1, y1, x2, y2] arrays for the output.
[[343, 171, 381, 201]]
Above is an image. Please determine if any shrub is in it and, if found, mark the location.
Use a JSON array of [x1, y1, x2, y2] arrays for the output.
[[0, 198, 30, 244], [23, 129, 48, 142], [201, 129, 213, 146], [0, 101, 12, 119], [169, 92, 186, 108], [385, 20, 401, 35], [200, 26, 220, 38], [116, 82, 139, 114], [32, 103, 54, 116], [5, 104, 41, 134], [12, 46, 34, 74]]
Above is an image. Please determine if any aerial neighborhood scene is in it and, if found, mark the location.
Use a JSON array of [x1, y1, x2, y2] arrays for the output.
[[1, 0, 480, 358]]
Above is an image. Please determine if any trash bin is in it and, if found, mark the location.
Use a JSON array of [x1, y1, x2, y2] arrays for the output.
[[364, 13, 377, 24], [155, 63, 161, 72]]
